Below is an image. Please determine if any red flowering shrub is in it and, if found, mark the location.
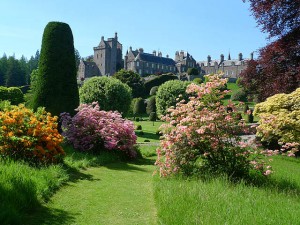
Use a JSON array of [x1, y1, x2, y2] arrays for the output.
[[60, 102, 137, 158], [156, 74, 273, 178], [0, 104, 65, 164]]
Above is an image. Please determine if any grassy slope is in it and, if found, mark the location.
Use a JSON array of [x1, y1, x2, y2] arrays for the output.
[[25, 151, 157, 225], [153, 156, 300, 225]]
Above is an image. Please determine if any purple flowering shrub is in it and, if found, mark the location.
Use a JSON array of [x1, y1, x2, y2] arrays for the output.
[[60, 102, 137, 158]]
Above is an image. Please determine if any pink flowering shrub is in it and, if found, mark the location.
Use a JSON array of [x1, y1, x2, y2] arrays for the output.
[[60, 102, 137, 158], [156, 74, 273, 178]]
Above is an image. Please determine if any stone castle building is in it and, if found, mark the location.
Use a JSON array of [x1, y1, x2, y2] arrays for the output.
[[124, 47, 177, 76], [175, 50, 197, 73], [77, 32, 252, 81], [77, 33, 122, 80], [198, 52, 253, 79]]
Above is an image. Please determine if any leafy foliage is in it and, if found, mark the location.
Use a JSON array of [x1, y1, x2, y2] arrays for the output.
[[144, 73, 178, 94], [254, 88, 300, 146], [244, 0, 300, 38], [156, 80, 190, 117], [113, 69, 145, 98], [187, 67, 199, 75], [149, 86, 159, 96], [79, 76, 132, 116], [156, 75, 273, 178], [231, 89, 248, 102], [0, 86, 24, 105], [32, 22, 79, 116], [133, 98, 146, 117], [0, 104, 65, 164], [240, 30, 300, 101], [61, 103, 137, 158], [192, 78, 202, 84], [5, 56, 26, 87], [146, 96, 156, 115], [241, 1, 300, 101]]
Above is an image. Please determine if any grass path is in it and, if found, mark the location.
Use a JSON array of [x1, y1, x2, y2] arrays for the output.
[[26, 157, 157, 225]]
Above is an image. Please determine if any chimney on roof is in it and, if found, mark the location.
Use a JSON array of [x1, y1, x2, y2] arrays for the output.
[[238, 53, 243, 61], [129, 46, 132, 51], [158, 51, 162, 57], [250, 52, 254, 60], [101, 36, 104, 41], [166, 54, 169, 58], [207, 55, 211, 63], [220, 54, 224, 62], [139, 48, 144, 53], [153, 50, 156, 56]]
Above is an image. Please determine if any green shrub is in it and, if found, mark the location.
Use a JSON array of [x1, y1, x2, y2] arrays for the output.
[[136, 124, 142, 130], [187, 67, 199, 75], [113, 69, 145, 98], [79, 76, 132, 116], [193, 78, 202, 84], [144, 74, 178, 94], [8, 87, 24, 105], [231, 89, 248, 102], [254, 88, 300, 146], [150, 86, 159, 96], [156, 80, 190, 116], [135, 117, 140, 122], [149, 112, 157, 122], [133, 97, 146, 117], [146, 96, 156, 115], [247, 109, 254, 123], [32, 22, 79, 116], [0, 86, 24, 105]]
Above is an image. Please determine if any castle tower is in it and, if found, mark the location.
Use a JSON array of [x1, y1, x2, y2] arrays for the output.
[[93, 33, 122, 76]]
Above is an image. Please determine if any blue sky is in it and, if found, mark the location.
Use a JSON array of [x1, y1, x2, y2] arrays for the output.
[[0, 0, 268, 62]]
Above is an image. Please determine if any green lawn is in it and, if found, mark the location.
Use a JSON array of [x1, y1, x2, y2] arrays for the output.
[[153, 156, 300, 225], [133, 119, 163, 143]]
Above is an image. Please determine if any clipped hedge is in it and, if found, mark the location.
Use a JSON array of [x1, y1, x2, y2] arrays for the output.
[[144, 74, 178, 94], [0, 86, 24, 105]]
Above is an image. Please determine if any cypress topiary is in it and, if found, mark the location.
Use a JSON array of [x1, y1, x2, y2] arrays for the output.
[[32, 22, 79, 116]]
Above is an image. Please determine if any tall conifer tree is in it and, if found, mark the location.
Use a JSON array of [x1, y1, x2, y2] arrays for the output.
[[32, 22, 79, 116]]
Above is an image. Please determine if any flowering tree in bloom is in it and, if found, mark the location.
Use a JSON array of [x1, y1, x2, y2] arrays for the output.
[[156, 74, 273, 178], [60, 102, 137, 158]]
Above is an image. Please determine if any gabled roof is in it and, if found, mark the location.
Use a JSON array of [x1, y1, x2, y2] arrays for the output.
[[83, 61, 97, 67], [136, 53, 175, 66]]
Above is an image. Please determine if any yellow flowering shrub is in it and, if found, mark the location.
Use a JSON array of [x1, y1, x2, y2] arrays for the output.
[[254, 88, 300, 144], [0, 104, 65, 164]]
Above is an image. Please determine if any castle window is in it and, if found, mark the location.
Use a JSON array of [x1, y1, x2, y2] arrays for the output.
[[146, 62, 149, 67], [97, 54, 98, 59], [225, 70, 228, 75], [139, 69, 142, 75], [137, 61, 139, 67], [157, 64, 160, 69], [152, 63, 154, 68]]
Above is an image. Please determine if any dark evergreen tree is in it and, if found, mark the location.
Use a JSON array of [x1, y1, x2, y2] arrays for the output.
[[6, 56, 26, 87], [27, 50, 40, 74], [0, 54, 8, 86], [32, 22, 79, 116]]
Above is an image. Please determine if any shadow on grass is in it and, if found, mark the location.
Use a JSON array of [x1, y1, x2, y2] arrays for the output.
[[103, 156, 156, 172], [25, 205, 78, 225], [136, 131, 160, 141], [247, 175, 300, 196]]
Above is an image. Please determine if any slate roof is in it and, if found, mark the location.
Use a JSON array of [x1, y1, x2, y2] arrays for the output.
[[83, 61, 97, 67], [135, 53, 176, 66]]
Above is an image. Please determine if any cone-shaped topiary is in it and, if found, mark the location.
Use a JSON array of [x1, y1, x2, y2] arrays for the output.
[[32, 22, 79, 116]]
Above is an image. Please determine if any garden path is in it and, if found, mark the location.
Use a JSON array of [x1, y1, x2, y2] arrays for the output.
[[26, 158, 157, 225]]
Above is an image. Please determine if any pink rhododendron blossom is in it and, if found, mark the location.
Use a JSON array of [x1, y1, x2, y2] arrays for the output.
[[156, 74, 273, 178], [61, 102, 137, 157]]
